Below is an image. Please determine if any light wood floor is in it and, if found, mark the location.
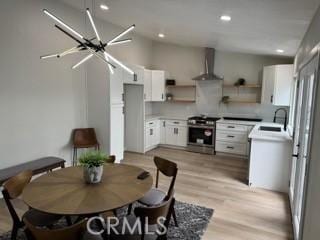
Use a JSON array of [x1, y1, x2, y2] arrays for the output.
[[0, 147, 293, 239]]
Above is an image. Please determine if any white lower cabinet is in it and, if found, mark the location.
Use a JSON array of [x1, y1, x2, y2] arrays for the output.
[[109, 104, 124, 162], [144, 118, 187, 151], [145, 120, 160, 151], [215, 122, 252, 157]]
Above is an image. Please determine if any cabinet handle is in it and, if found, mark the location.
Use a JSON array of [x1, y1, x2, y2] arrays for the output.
[[270, 95, 273, 103], [227, 135, 235, 138], [150, 129, 153, 135], [173, 121, 180, 124], [163, 121, 166, 127], [227, 126, 235, 128], [162, 94, 164, 99], [176, 128, 179, 134], [133, 73, 137, 82], [122, 93, 124, 102], [226, 146, 234, 149], [174, 128, 177, 134]]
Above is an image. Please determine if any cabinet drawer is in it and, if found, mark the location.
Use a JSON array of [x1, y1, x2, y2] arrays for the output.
[[165, 120, 187, 127], [216, 130, 248, 143], [216, 141, 247, 155], [217, 123, 248, 132], [146, 120, 160, 128]]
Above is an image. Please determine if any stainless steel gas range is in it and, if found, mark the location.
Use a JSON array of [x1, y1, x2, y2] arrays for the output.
[[187, 116, 221, 154]]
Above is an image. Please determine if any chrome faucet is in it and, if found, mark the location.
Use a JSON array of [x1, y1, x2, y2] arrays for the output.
[[273, 108, 288, 131]]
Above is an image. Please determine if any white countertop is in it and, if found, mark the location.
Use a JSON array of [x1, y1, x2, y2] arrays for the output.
[[249, 122, 292, 142], [145, 115, 187, 121], [217, 118, 261, 126]]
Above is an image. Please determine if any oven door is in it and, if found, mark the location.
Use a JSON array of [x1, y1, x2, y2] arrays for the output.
[[188, 125, 214, 147]]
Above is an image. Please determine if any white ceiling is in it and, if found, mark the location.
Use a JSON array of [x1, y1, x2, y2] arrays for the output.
[[60, 0, 320, 56]]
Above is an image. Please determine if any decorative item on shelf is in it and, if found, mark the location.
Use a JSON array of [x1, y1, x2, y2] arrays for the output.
[[234, 78, 246, 86], [40, 8, 135, 74], [79, 150, 112, 184], [166, 93, 174, 101], [166, 79, 176, 86]]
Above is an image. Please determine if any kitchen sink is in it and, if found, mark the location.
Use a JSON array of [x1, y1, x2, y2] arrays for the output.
[[259, 126, 282, 132]]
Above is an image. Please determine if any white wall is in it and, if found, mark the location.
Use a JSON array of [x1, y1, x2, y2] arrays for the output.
[[150, 42, 292, 121], [0, 0, 153, 169], [294, 6, 320, 240]]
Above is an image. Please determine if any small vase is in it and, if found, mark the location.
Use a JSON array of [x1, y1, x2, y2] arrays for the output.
[[83, 165, 103, 184]]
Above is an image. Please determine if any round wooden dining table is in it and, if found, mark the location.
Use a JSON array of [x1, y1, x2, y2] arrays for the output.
[[22, 164, 153, 216]]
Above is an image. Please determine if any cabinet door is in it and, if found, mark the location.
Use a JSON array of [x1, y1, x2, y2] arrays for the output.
[[124, 64, 144, 85], [144, 69, 152, 102], [110, 104, 124, 162], [273, 65, 294, 106], [160, 120, 166, 144], [151, 70, 166, 102], [261, 66, 275, 104], [165, 126, 177, 145], [176, 126, 187, 147], [110, 68, 124, 104], [145, 128, 152, 149], [152, 126, 160, 146]]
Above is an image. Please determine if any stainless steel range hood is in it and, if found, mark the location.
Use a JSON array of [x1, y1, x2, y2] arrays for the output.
[[192, 48, 224, 81]]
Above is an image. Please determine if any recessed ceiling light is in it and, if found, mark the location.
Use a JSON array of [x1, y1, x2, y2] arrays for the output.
[[158, 33, 165, 38], [220, 15, 231, 22], [276, 49, 284, 53], [100, 4, 109, 10]]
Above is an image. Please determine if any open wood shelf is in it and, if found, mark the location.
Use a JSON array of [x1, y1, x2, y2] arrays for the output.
[[223, 84, 262, 88], [227, 100, 260, 104], [167, 99, 196, 103], [166, 85, 196, 88]]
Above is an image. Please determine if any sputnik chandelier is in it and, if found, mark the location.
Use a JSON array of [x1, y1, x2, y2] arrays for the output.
[[40, 8, 135, 74]]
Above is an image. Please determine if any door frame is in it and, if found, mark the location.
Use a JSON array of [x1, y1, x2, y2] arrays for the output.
[[291, 48, 320, 240]]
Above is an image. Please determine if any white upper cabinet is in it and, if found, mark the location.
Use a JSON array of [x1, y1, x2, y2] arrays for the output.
[[110, 68, 124, 105], [123, 64, 144, 85], [144, 69, 152, 102], [261, 64, 294, 106], [151, 70, 166, 102]]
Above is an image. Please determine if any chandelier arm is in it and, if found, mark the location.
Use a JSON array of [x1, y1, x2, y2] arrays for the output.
[[85, 46, 116, 69], [55, 25, 85, 47], [108, 38, 132, 46], [43, 9, 84, 40], [86, 8, 101, 42], [72, 54, 94, 69], [107, 25, 135, 45], [103, 52, 114, 74], [40, 53, 59, 59], [103, 51, 134, 74]]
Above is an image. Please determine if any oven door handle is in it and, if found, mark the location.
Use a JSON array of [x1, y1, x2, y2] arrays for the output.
[[188, 125, 214, 129]]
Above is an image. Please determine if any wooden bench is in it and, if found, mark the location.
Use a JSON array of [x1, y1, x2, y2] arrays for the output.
[[0, 157, 66, 185]]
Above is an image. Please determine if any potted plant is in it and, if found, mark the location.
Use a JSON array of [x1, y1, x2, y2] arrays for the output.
[[79, 150, 109, 184]]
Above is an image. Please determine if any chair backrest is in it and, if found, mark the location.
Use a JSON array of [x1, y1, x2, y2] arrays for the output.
[[3, 170, 33, 199], [2, 170, 33, 226], [154, 156, 178, 197], [73, 128, 99, 148], [134, 194, 174, 227], [24, 218, 87, 240]]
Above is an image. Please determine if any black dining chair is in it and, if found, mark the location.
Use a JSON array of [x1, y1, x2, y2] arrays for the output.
[[2, 170, 62, 240]]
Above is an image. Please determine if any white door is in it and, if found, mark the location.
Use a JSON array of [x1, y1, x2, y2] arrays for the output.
[[176, 126, 187, 147], [151, 70, 165, 102], [144, 69, 152, 102], [109, 104, 124, 162], [165, 126, 177, 145], [261, 66, 275, 104], [110, 69, 124, 104], [290, 55, 318, 239]]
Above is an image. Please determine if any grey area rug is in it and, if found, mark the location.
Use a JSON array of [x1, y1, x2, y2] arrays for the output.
[[0, 201, 213, 240]]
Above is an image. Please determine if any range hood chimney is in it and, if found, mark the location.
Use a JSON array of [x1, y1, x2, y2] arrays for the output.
[[192, 48, 224, 81]]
